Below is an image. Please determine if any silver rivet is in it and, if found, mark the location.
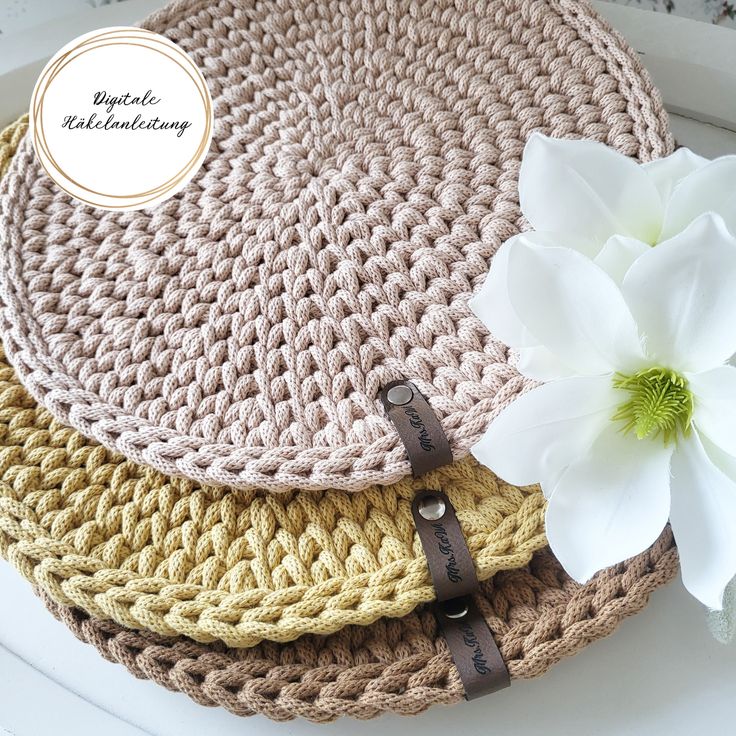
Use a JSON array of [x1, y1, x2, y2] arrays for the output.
[[386, 384, 413, 406], [418, 494, 446, 521], [441, 598, 469, 620]]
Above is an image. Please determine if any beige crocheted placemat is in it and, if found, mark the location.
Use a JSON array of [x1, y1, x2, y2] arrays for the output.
[[0, 0, 673, 492], [41, 533, 679, 721]]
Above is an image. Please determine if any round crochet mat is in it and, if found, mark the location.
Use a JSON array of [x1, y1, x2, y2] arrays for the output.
[[41, 534, 678, 722], [0, 341, 546, 647], [0, 0, 672, 492]]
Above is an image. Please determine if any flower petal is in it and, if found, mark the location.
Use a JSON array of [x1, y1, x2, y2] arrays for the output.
[[517, 345, 576, 382], [507, 242, 646, 375], [471, 375, 621, 492], [470, 232, 592, 349], [642, 147, 710, 205], [546, 425, 673, 583], [520, 133, 663, 246], [594, 235, 651, 283], [670, 432, 736, 609], [701, 435, 736, 491], [690, 366, 736, 458], [470, 236, 537, 348], [660, 155, 736, 241], [622, 213, 736, 372]]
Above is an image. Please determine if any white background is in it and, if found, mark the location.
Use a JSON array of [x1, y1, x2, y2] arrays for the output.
[[1, 1, 736, 735]]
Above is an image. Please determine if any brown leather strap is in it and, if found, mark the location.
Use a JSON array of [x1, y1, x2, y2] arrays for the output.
[[412, 482, 510, 699], [411, 490, 479, 601], [383, 381, 509, 700], [380, 380, 452, 477], [435, 596, 511, 700]]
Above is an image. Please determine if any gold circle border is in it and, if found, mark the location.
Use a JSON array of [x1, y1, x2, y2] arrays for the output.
[[36, 33, 208, 199], [30, 27, 213, 210]]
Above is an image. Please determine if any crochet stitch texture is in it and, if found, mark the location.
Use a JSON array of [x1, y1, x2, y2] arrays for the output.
[[0, 119, 550, 652], [41, 533, 679, 721], [0, 335, 545, 646], [0, 0, 673, 492]]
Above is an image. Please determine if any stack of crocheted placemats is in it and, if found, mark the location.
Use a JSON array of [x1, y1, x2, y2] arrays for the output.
[[42, 536, 678, 722], [0, 0, 678, 723], [0, 315, 680, 721]]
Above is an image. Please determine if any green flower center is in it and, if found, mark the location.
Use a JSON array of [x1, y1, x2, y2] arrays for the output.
[[612, 367, 693, 444]]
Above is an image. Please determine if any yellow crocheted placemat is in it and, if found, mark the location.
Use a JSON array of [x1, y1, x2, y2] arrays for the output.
[[0, 338, 545, 645], [0, 118, 545, 644], [0, 114, 26, 178]]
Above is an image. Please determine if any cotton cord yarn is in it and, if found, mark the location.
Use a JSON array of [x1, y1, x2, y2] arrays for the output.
[[40, 531, 679, 722], [0, 112, 545, 647], [0, 115, 27, 179], [0, 0, 673, 492], [0, 339, 545, 647]]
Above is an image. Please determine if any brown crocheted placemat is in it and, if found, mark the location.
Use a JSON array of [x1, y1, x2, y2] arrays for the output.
[[41, 532, 678, 722], [0, 0, 673, 492]]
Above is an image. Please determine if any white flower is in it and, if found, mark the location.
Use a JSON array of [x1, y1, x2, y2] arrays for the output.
[[519, 132, 736, 262], [470, 213, 736, 609], [474, 135, 736, 382]]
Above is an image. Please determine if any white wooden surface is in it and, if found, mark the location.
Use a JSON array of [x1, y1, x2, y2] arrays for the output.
[[1, 3, 735, 735]]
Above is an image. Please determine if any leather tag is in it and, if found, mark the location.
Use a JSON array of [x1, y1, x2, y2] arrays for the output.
[[412, 490, 479, 601], [380, 380, 452, 477], [435, 596, 510, 700], [381, 381, 510, 701]]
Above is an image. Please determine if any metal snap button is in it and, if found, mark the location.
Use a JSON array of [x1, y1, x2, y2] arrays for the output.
[[417, 493, 446, 521], [441, 597, 469, 620], [386, 384, 413, 406]]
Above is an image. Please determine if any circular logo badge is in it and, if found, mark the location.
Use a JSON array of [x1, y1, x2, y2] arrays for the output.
[[29, 27, 213, 211]]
